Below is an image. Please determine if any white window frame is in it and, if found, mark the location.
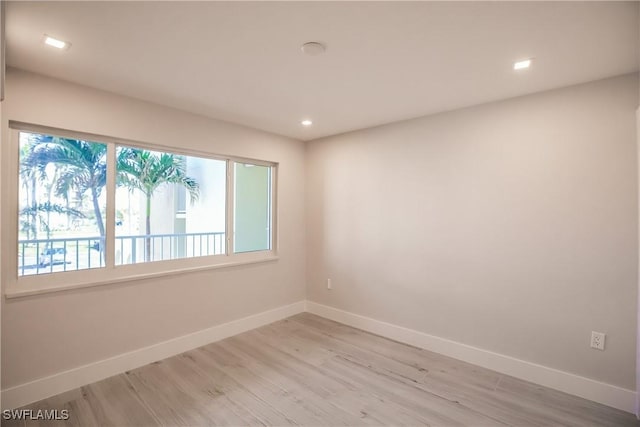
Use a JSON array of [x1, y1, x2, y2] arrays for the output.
[[5, 122, 278, 298]]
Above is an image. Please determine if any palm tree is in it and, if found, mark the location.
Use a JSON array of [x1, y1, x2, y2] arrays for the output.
[[22, 137, 108, 247], [117, 149, 199, 261], [19, 133, 52, 239], [20, 203, 85, 237]]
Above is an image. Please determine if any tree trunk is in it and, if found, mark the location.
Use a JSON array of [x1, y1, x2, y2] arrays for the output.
[[90, 186, 105, 262], [65, 196, 70, 229], [31, 175, 38, 240], [46, 168, 58, 240], [23, 182, 31, 240], [145, 194, 151, 262]]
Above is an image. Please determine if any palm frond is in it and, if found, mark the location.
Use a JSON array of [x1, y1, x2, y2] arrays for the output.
[[19, 202, 85, 218], [117, 148, 200, 202]]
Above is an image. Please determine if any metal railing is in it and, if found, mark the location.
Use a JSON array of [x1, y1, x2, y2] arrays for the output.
[[18, 232, 226, 276], [115, 232, 226, 265]]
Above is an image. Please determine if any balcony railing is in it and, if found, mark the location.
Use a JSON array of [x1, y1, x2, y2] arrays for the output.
[[18, 232, 226, 276]]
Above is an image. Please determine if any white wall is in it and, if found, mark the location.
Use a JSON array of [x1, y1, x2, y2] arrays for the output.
[[1, 69, 306, 390], [306, 73, 639, 390]]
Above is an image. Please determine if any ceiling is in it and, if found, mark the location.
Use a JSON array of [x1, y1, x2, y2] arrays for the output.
[[6, 1, 640, 141]]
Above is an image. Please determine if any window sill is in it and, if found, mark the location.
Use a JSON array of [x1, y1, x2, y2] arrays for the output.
[[5, 255, 279, 299]]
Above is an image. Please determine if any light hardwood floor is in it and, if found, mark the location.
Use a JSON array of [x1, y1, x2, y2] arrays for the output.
[[4, 313, 639, 426]]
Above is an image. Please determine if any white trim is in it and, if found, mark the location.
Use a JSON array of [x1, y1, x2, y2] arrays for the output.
[[0, 300, 306, 410], [306, 301, 637, 414], [5, 255, 278, 299], [2, 299, 635, 414], [227, 159, 234, 255], [8, 121, 278, 166]]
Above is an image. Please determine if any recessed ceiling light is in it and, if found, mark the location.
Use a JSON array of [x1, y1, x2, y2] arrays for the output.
[[43, 35, 70, 50], [301, 119, 313, 126], [301, 42, 326, 56], [513, 59, 532, 70]]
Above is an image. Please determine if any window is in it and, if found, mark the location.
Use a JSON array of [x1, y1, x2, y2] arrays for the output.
[[234, 162, 272, 253], [115, 147, 227, 265], [11, 125, 277, 294], [18, 132, 107, 276]]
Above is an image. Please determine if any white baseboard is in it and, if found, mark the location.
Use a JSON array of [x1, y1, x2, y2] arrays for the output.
[[3, 299, 636, 414], [306, 301, 637, 414], [1, 300, 306, 410]]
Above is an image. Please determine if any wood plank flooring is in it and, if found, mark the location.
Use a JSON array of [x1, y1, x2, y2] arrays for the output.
[[4, 313, 638, 426]]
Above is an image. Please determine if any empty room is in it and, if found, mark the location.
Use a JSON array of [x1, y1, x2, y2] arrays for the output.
[[0, 1, 639, 426]]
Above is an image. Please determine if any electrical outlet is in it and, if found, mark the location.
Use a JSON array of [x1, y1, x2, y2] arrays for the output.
[[590, 331, 605, 350], [327, 278, 332, 290]]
